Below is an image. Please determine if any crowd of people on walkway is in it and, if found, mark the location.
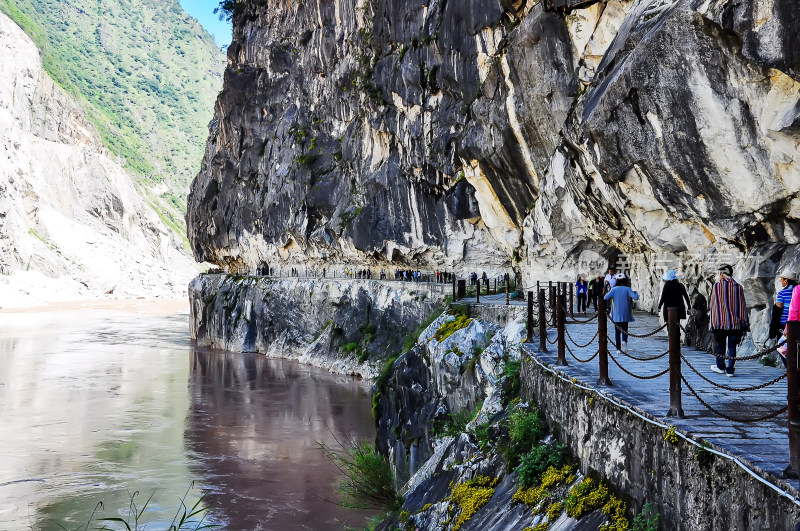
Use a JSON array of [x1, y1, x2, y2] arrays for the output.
[[571, 264, 775, 378]]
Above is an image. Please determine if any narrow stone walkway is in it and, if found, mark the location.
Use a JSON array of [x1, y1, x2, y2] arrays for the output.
[[513, 307, 796, 490]]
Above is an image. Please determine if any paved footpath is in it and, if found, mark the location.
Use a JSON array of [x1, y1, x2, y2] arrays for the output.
[[465, 295, 797, 490]]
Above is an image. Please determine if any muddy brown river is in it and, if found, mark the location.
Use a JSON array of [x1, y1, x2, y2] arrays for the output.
[[0, 302, 377, 530]]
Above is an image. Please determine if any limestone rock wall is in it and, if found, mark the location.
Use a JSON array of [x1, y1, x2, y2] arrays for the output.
[[375, 308, 526, 484], [189, 274, 448, 377], [187, 0, 799, 342]]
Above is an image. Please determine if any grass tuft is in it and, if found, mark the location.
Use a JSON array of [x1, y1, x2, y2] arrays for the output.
[[320, 438, 403, 511]]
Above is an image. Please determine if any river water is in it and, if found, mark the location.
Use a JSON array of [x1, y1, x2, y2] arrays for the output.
[[0, 302, 377, 530]]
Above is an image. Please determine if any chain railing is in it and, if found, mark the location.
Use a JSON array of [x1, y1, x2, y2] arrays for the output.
[[681, 375, 790, 423], [566, 327, 599, 349], [513, 284, 800, 474], [679, 352, 787, 392], [607, 349, 671, 380]]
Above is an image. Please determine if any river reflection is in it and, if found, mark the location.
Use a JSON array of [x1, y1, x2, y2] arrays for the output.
[[0, 304, 377, 530], [187, 350, 376, 530]]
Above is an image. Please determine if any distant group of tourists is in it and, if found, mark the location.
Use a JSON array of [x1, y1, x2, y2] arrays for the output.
[[345, 268, 372, 279], [394, 269, 422, 282], [435, 271, 453, 283]]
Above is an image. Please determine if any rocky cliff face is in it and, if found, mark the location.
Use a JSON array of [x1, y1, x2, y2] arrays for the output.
[[189, 274, 448, 377], [187, 0, 799, 344], [0, 13, 195, 306]]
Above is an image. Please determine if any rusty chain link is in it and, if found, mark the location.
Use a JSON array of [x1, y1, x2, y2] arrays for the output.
[[679, 353, 787, 392], [565, 341, 600, 363], [708, 342, 780, 362], [609, 318, 667, 338], [607, 350, 670, 380], [604, 337, 670, 361], [562, 306, 599, 324], [681, 374, 789, 422], [677, 324, 782, 361], [566, 327, 599, 349]]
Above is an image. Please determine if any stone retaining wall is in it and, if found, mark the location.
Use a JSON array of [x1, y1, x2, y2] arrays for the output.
[[521, 354, 800, 530], [468, 303, 527, 328]]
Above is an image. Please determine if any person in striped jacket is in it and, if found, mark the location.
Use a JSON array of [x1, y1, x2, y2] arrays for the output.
[[710, 264, 750, 377]]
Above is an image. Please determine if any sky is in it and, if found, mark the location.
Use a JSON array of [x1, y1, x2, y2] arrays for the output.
[[179, 0, 232, 47]]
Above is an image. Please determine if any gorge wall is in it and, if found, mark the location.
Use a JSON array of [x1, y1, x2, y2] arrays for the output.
[[187, 0, 799, 343], [189, 274, 448, 377], [0, 13, 195, 306]]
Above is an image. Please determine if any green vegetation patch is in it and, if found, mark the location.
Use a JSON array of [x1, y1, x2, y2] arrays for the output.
[[501, 358, 521, 405], [518, 444, 570, 488], [499, 405, 546, 467], [433, 400, 483, 438], [632, 502, 661, 531], [320, 439, 403, 511]]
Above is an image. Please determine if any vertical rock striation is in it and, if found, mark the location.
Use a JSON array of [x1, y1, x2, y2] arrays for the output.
[[187, 0, 799, 341]]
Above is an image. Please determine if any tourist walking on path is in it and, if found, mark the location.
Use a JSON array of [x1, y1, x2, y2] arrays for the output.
[[588, 273, 602, 311], [657, 269, 691, 323], [709, 265, 749, 377], [603, 268, 617, 294], [604, 273, 639, 355], [770, 271, 796, 343], [575, 276, 588, 314]]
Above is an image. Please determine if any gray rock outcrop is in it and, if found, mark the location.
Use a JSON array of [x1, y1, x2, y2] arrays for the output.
[[187, 0, 800, 345], [189, 274, 448, 377]]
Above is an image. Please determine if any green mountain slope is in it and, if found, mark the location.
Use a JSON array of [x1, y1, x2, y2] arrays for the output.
[[0, 0, 225, 238]]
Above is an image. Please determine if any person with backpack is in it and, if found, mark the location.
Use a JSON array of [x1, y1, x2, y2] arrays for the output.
[[657, 269, 691, 324], [709, 265, 749, 377], [604, 273, 639, 354]]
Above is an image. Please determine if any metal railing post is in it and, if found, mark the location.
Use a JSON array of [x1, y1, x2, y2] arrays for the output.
[[505, 273, 510, 305], [569, 282, 574, 316], [526, 291, 534, 343], [556, 293, 567, 365], [452, 274, 456, 300], [476, 279, 480, 304], [597, 297, 613, 386], [538, 288, 548, 353], [786, 321, 800, 478], [667, 307, 684, 417]]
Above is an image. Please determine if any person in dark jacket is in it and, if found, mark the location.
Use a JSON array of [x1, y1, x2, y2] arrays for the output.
[[657, 270, 691, 323], [587, 274, 602, 311]]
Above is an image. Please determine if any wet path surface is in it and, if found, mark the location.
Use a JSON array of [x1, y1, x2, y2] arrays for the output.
[[0, 305, 376, 530]]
